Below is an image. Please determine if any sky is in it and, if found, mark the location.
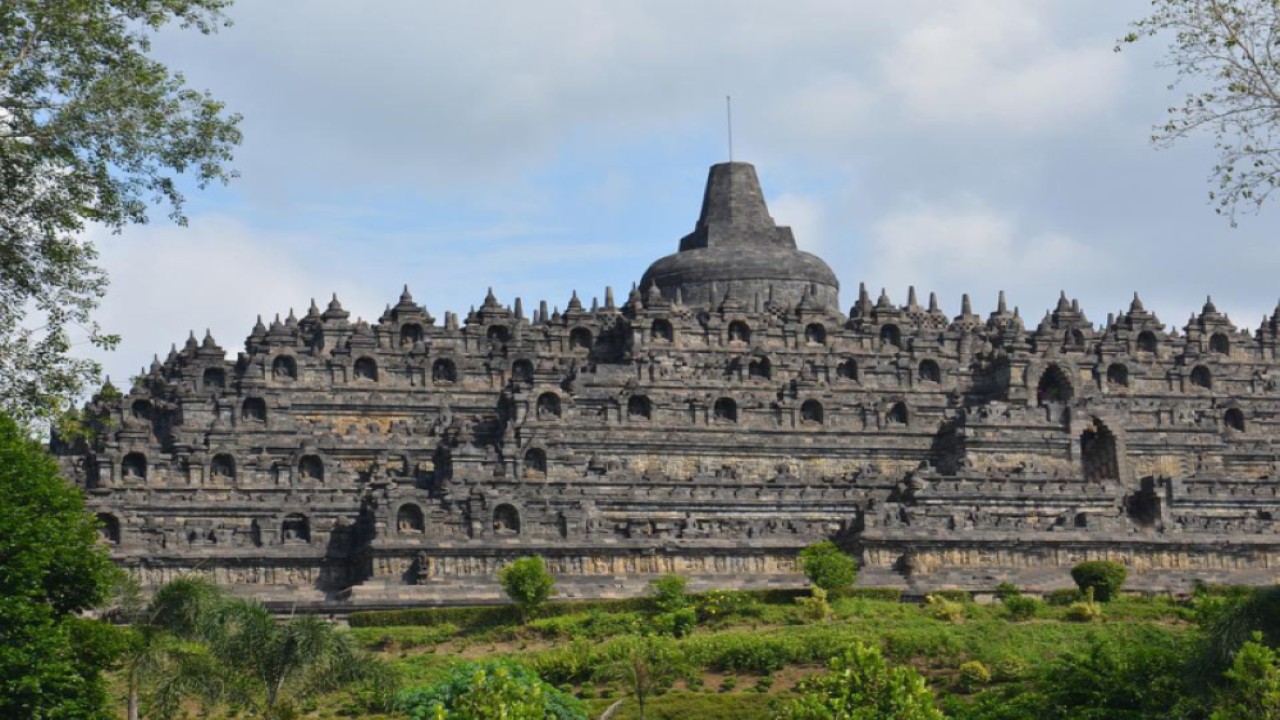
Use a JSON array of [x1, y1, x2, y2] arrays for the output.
[[84, 0, 1280, 385]]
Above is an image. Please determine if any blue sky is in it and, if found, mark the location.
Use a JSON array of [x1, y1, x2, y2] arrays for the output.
[[85, 0, 1280, 384]]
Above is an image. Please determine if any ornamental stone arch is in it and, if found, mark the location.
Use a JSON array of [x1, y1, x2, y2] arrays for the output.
[[395, 502, 426, 534], [1074, 413, 1131, 486], [522, 445, 549, 479], [491, 501, 523, 536], [271, 353, 298, 381]]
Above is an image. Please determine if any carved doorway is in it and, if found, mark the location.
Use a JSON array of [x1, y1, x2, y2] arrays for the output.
[[1081, 420, 1119, 481]]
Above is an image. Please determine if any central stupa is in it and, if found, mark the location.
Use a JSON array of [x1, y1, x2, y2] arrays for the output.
[[639, 162, 840, 309]]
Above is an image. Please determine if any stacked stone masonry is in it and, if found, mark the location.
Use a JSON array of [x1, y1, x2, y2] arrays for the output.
[[55, 162, 1280, 606]]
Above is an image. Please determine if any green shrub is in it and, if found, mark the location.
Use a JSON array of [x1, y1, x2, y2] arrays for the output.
[[798, 541, 858, 591], [796, 586, 832, 622], [652, 608, 698, 638], [775, 643, 944, 720], [930, 589, 973, 603], [649, 574, 690, 614], [838, 587, 904, 602], [720, 675, 738, 692], [1045, 588, 1082, 606], [994, 582, 1022, 600], [695, 590, 761, 623], [395, 659, 586, 720], [926, 594, 965, 623], [1002, 595, 1041, 622], [958, 660, 992, 692], [1070, 561, 1128, 602], [1065, 588, 1104, 622], [499, 556, 557, 622], [754, 675, 774, 693]]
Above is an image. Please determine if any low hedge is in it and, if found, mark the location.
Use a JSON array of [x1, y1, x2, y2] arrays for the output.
[[351, 587, 904, 628]]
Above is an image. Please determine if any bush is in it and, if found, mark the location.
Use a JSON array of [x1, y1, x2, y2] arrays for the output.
[[652, 608, 697, 638], [930, 589, 972, 603], [1070, 561, 1128, 602], [958, 660, 992, 692], [926, 594, 965, 623], [1045, 588, 1082, 607], [720, 676, 738, 692], [695, 590, 760, 623], [1065, 589, 1104, 622], [1002, 595, 1041, 622], [798, 541, 858, 591], [395, 659, 586, 720], [774, 643, 944, 720], [499, 556, 557, 622], [838, 587, 904, 602], [796, 586, 833, 622], [994, 582, 1022, 600], [649, 574, 690, 614]]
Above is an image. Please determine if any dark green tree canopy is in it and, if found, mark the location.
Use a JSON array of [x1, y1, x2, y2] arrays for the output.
[[0, 0, 241, 426]]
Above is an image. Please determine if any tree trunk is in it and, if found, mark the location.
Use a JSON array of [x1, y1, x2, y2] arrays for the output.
[[127, 688, 139, 720]]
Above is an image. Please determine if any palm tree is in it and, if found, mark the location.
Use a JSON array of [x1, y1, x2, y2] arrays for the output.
[[209, 598, 396, 719], [115, 575, 228, 720]]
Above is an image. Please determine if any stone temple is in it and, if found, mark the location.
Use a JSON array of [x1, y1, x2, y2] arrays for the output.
[[56, 161, 1280, 606]]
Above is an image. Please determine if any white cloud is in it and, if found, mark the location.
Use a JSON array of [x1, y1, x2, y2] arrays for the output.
[[770, 193, 826, 256], [878, 0, 1125, 132]]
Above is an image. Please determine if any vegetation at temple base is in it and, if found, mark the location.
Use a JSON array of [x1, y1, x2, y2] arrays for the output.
[[797, 542, 858, 592], [1120, 0, 1280, 223], [1070, 560, 1128, 602], [774, 643, 945, 720], [0, 0, 241, 426], [500, 556, 558, 623], [0, 411, 125, 719], [395, 660, 586, 720]]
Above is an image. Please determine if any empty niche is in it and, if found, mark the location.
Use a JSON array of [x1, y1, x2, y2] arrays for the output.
[[713, 397, 738, 423], [400, 323, 423, 347], [1225, 408, 1246, 432], [727, 320, 751, 344], [511, 359, 534, 384], [1036, 365, 1072, 405], [241, 397, 267, 422], [536, 392, 561, 419], [651, 319, 674, 342], [569, 327, 592, 351], [805, 323, 827, 345], [523, 448, 547, 478], [800, 399, 824, 425], [748, 356, 771, 380], [397, 504, 425, 534], [202, 367, 225, 390], [1210, 332, 1231, 355], [493, 504, 521, 535], [1190, 365, 1212, 390], [130, 399, 152, 421], [918, 360, 942, 384], [121, 452, 147, 481], [1081, 421, 1119, 481], [836, 358, 858, 381], [887, 402, 909, 425], [282, 513, 310, 543], [210, 454, 236, 482], [1106, 363, 1129, 388], [1137, 330, 1158, 354], [354, 357, 378, 381], [432, 358, 457, 384], [879, 324, 901, 348], [298, 455, 324, 482], [96, 513, 121, 544], [272, 355, 297, 380], [628, 395, 652, 420]]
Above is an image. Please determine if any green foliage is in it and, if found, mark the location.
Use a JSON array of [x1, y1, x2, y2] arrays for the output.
[[695, 590, 761, 624], [925, 595, 965, 623], [796, 585, 833, 623], [1197, 585, 1280, 676], [1044, 588, 1081, 607], [798, 542, 858, 592], [839, 587, 903, 602], [773, 643, 945, 720], [1071, 561, 1128, 602], [396, 660, 586, 720], [1211, 634, 1280, 720], [1120, 0, 1280, 222], [1001, 595, 1040, 622], [0, 0, 241, 424], [651, 609, 697, 639], [649, 574, 689, 614], [0, 412, 123, 719], [994, 583, 1021, 601], [605, 635, 691, 720], [958, 660, 991, 692], [499, 556, 557, 623], [1064, 588, 1104, 623]]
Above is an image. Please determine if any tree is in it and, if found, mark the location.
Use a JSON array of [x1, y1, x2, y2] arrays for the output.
[[774, 643, 944, 720], [606, 635, 689, 720], [1070, 561, 1128, 602], [208, 599, 393, 719], [1120, 0, 1280, 222], [0, 1, 241, 426], [395, 659, 587, 720], [499, 556, 556, 623], [798, 541, 858, 592], [1211, 634, 1280, 720], [0, 411, 125, 718]]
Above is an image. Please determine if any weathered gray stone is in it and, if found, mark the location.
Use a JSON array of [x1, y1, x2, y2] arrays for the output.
[[53, 161, 1280, 606]]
